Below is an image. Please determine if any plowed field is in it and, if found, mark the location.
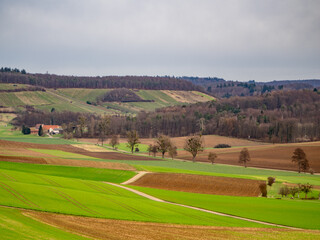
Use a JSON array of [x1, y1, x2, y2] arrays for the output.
[[26, 211, 320, 240], [130, 173, 264, 197], [0, 139, 155, 161], [178, 142, 320, 172]]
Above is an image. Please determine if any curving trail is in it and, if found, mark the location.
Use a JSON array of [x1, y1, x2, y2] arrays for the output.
[[121, 171, 149, 185], [105, 181, 303, 230]]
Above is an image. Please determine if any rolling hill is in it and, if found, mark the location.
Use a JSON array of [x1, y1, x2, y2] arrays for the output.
[[0, 83, 214, 114]]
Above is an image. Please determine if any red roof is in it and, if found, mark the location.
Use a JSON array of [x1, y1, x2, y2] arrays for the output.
[[42, 125, 61, 130]]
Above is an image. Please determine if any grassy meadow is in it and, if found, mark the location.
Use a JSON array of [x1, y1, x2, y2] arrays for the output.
[[129, 186, 320, 229]]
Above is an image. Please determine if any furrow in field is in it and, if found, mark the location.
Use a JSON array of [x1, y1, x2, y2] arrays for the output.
[[0, 171, 17, 181], [107, 196, 155, 219], [0, 181, 40, 208], [33, 174, 62, 187], [83, 181, 154, 219], [49, 188, 101, 216], [82, 181, 121, 196]]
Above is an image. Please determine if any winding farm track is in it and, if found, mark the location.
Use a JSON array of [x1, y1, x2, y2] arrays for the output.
[[105, 181, 303, 230], [121, 171, 149, 185]]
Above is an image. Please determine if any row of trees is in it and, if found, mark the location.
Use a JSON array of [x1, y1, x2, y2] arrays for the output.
[[0, 72, 203, 91]]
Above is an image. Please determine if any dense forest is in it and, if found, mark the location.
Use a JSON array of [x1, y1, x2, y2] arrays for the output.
[[15, 90, 320, 143], [184, 76, 320, 98], [0, 70, 203, 91]]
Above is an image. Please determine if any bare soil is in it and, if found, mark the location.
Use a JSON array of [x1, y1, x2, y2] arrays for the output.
[[181, 144, 320, 172], [0, 155, 47, 164], [130, 173, 264, 197], [25, 211, 320, 240], [0, 140, 137, 170], [0, 139, 156, 161]]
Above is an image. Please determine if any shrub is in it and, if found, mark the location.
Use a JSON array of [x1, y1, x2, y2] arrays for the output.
[[278, 186, 290, 197], [259, 183, 267, 197], [214, 144, 231, 148], [267, 177, 275, 186]]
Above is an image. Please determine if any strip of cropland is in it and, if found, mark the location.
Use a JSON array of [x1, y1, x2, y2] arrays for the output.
[[0, 161, 269, 228]]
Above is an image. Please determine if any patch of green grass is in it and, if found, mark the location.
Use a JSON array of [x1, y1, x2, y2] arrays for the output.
[[0, 161, 135, 183], [0, 207, 87, 240], [29, 149, 100, 160], [0, 166, 266, 227], [129, 186, 320, 230], [106, 142, 149, 153], [192, 91, 215, 101]]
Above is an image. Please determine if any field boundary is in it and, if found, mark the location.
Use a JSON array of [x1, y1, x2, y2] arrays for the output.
[[105, 182, 303, 230]]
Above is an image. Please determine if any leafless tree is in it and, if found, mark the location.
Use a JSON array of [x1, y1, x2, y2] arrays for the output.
[[239, 148, 250, 168], [126, 130, 140, 153], [208, 152, 217, 164], [184, 135, 204, 162]]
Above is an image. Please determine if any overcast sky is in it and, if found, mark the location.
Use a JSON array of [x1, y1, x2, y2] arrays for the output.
[[0, 0, 319, 81]]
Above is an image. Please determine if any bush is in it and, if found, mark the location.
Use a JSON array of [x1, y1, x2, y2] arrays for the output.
[[214, 144, 231, 148], [259, 183, 267, 197], [278, 186, 289, 197], [267, 177, 275, 186]]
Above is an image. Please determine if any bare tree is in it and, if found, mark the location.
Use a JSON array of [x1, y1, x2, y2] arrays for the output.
[[208, 152, 217, 164], [151, 145, 158, 157], [109, 135, 119, 149], [98, 116, 110, 146], [278, 186, 289, 197], [78, 115, 87, 137], [168, 145, 178, 160], [156, 135, 172, 159], [239, 148, 251, 168], [292, 148, 309, 173], [147, 144, 153, 156], [126, 130, 140, 153], [184, 135, 204, 162], [289, 187, 299, 198]]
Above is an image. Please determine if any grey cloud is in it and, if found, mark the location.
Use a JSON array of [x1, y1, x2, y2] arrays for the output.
[[0, 0, 319, 81]]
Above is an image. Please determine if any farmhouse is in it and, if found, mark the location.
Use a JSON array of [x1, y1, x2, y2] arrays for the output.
[[35, 124, 62, 135]]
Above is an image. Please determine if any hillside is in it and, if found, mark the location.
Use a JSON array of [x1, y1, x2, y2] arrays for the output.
[[0, 83, 213, 114], [183, 76, 320, 98], [0, 70, 203, 91]]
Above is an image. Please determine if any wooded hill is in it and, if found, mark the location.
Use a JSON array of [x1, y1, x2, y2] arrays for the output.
[[0, 71, 203, 91], [15, 89, 320, 143], [183, 76, 320, 98]]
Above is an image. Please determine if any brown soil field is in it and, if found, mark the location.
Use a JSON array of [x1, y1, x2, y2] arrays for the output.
[[0, 155, 47, 164], [0, 139, 155, 161], [178, 142, 320, 172], [129, 135, 265, 149], [25, 211, 320, 240], [0, 154, 135, 170], [0, 140, 139, 170], [130, 173, 264, 197], [82, 135, 264, 149]]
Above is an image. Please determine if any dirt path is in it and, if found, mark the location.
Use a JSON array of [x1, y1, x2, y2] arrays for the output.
[[104, 182, 302, 230], [121, 171, 149, 185]]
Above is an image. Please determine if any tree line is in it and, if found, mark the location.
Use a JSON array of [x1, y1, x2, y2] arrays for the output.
[[0, 71, 203, 91]]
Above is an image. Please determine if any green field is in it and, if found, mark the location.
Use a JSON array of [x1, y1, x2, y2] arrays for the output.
[[0, 207, 87, 240], [0, 161, 135, 183], [57, 88, 213, 113], [106, 142, 150, 153], [0, 163, 266, 227], [0, 124, 80, 144], [129, 186, 320, 229]]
